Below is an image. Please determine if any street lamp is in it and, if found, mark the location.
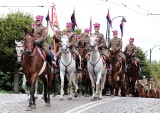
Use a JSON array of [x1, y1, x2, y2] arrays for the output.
[[149, 45, 160, 63], [107, 16, 127, 46]]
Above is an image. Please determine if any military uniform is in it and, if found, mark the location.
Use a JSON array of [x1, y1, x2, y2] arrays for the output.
[[141, 78, 148, 91], [33, 25, 50, 55], [123, 43, 139, 62], [108, 37, 126, 60], [34, 15, 53, 73]]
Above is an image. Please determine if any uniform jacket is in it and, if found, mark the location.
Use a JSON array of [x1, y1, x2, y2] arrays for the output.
[[93, 32, 106, 48], [123, 44, 136, 56], [108, 37, 122, 52]]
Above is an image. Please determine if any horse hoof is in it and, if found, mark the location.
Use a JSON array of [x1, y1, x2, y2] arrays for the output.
[[59, 98, 63, 101], [26, 107, 32, 111], [35, 96, 38, 99], [41, 96, 44, 99], [98, 97, 102, 100], [31, 105, 36, 109], [74, 93, 78, 98], [68, 97, 72, 100], [91, 98, 95, 101], [46, 103, 51, 107]]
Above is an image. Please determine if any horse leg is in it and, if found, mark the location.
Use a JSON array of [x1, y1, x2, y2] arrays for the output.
[[40, 75, 48, 103], [89, 73, 95, 101], [46, 73, 54, 107], [34, 79, 38, 99], [27, 77, 36, 111], [22, 74, 29, 97], [71, 72, 79, 98], [59, 72, 64, 101], [67, 74, 73, 100]]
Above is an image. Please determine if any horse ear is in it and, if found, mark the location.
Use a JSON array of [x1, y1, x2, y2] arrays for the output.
[[24, 28, 28, 34], [15, 40, 18, 44], [21, 40, 24, 45]]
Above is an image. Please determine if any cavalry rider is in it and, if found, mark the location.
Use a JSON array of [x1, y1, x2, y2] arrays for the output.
[[82, 28, 90, 46], [141, 76, 148, 91], [75, 28, 90, 48], [108, 30, 127, 72], [92, 23, 107, 56], [56, 22, 80, 71], [33, 15, 54, 73], [123, 37, 139, 65], [148, 78, 155, 91]]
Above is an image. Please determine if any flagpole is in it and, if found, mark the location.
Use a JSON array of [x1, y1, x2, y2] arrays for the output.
[[51, 3, 56, 53]]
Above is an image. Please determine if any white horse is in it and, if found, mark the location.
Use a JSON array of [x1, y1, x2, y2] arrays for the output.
[[15, 40, 38, 99], [87, 35, 107, 101], [59, 35, 79, 101]]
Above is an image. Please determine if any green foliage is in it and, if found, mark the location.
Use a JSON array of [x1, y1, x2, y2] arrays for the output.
[[136, 47, 152, 79], [0, 11, 33, 91], [149, 61, 160, 84]]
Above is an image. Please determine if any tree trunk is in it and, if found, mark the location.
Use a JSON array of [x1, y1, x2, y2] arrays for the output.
[[13, 67, 19, 93]]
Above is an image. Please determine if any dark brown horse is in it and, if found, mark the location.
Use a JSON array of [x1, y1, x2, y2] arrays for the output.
[[125, 54, 139, 96], [135, 82, 147, 97], [22, 29, 54, 110], [76, 41, 91, 96], [109, 50, 126, 96]]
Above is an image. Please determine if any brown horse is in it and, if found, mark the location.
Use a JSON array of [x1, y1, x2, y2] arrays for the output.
[[148, 83, 156, 98], [22, 29, 54, 110], [156, 88, 160, 98], [76, 41, 91, 96], [125, 54, 139, 96], [135, 82, 147, 97], [109, 50, 126, 96]]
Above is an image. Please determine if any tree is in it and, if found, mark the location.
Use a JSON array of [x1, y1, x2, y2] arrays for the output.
[[0, 10, 33, 92], [136, 47, 152, 80]]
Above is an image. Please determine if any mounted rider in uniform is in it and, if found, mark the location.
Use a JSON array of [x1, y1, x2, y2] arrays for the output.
[[33, 15, 54, 73], [56, 22, 80, 71], [108, 30, 127, 72]]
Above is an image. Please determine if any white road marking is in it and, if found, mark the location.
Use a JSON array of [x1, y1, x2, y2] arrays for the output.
[[65, 97, 122, 113]]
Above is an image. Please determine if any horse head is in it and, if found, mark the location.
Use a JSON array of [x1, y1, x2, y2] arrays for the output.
[[60, 35, 69, 53], [23, 28, 34, 55], [15, 40, 24, 63], [89, 35, 98, 51], [109, 48, 119, 64]]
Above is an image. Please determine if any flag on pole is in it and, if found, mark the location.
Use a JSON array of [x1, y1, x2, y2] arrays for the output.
[[89, 16, 92, 35], [71, 8, 77, 31], [52, 6, 59, 29], [45, 9, 50, 32], [120, 21, 124, 38], [106, 9, 112, 27]]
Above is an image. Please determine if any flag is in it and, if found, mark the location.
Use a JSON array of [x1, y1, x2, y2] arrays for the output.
[[89, 16, 92, 35], [52, 6, 60, 29], [50, 3, 60, 30], [120, 21, 124, 37], [45, 9, 50, 30], [106, 9, 112, 27], [71, 8, 77, 31]]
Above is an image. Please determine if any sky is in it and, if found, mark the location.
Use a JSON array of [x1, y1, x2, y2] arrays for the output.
[[1, 0, 160, 62]]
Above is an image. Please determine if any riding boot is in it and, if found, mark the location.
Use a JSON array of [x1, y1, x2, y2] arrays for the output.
[[47, 55, 54, 73]]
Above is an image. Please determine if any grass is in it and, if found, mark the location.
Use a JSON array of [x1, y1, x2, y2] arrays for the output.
[[0, 90, 13, 94]]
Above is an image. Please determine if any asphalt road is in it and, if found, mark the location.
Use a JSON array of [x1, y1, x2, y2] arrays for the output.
[[0, 94, 160, 113]]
